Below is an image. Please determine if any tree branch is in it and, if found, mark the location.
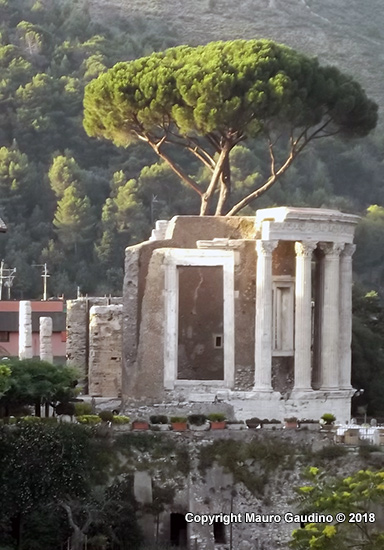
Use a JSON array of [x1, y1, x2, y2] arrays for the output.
[[268, 138, 276, 177], [226, 149, 296, 216], [140, 133, 204, 197], [226, 117, 336, 216]]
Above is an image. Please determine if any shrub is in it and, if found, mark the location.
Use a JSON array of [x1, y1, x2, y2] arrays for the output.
[[188, 414, 207, 425], [246, 417, 262, 428], [207, 413, 226, 422], [74, 402, 93, 416], [99, 410, 114, 422], [170, 416, 187, 423], [150, 415, 169, 424], [320, 413, 336, 424], [316, 445, 347, 460], [18, 416, 41, 423], [76, 415, 101, 425], [40, 417, 58, 425], [2, 417, 16, 425], [113, 415, 130, 424], [359, 443, 382, 458], [284, 417, 298, 423]]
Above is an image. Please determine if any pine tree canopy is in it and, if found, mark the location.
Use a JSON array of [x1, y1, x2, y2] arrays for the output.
[[83, 39, 378, 215]]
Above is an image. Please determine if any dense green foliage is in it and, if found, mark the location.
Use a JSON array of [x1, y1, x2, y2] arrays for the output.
[[291, 467, 384, 550], [198, 436, 297, 495], [0, 359, 78, 417], [0, 423, 143, 549], [0, 425, 191, 549], [0, 363, 11, 395], [0, 0, 180, 297], [83, 39, 377, 215]]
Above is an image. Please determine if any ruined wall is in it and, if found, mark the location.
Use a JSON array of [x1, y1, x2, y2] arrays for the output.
[[66, 299, 89, 380], [66, 297, 122, 390], [234, 241, 256, 390], [125, 250, 166, 401], [122, 216, 256, 403], [88, 304, 123, 397], [122, 430, 383, 550]]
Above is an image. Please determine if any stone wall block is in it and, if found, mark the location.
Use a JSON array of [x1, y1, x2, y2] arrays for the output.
[[88, 304, 123, 397]]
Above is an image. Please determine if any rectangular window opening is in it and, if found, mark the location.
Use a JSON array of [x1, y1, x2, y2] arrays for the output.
[[214, 334, 223, 349]]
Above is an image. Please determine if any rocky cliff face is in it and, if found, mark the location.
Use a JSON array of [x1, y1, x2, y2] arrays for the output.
[[88, 0, 384, 115]]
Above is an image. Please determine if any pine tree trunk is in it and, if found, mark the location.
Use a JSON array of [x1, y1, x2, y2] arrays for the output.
[[215, 156, 231, 215]]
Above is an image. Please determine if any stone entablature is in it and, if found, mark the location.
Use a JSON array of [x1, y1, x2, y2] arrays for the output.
[[119, 208, 358, 422], [255, 207, 359, 243]]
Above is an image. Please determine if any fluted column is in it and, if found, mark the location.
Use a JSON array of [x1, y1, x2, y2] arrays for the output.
[[294, 241, 317, 390], [319, 242, 344, 390], [339, 244, 356, 389], [254, 240, 278, 390]]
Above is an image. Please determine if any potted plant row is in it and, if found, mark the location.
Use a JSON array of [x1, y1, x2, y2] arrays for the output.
[[207, 413, 226, 429], [131, 418, 150, 431], [284, 417, 299, 429], [150, 415, 170, 431], [319, 413, 336, 431], [170, 416, 188, 431], [188, 414, 210, 431]]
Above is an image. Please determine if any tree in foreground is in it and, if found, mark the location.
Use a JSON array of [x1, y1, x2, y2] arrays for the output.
[[83, 39, 378, 216], [0, 359, 78, 416], [290, 467, 384, 550]]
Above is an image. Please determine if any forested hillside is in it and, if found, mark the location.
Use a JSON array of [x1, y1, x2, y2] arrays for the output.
[[88, 0, 384, 116], [0, 0, 383, 301], [0, 0, 186, 297]]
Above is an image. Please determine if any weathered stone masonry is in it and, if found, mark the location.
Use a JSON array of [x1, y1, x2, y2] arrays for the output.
[[66, 297, 122, 395], [122, 208, 358, 422]]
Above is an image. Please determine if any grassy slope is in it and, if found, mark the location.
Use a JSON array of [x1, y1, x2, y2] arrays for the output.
[[88, 0, 384, 115]]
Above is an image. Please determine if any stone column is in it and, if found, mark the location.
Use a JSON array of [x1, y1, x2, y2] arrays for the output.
[[294, 241, 317, 391], [339, 244, 356, 389], [319, 242, 344, 390], [254, 240, 278, 391], [19, 300, 33, 359], [39, 317, 53, 363]]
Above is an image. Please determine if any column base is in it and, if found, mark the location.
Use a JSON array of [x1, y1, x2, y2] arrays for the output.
[[252, 385, 273, 392]]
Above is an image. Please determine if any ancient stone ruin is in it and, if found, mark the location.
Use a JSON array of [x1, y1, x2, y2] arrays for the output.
[[118, 207, 358, 422], [66, 297, 123, 396]]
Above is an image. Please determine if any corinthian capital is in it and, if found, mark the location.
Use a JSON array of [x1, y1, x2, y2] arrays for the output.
[[341, 243, 356, 258], [295, 241, 317, 258], [318, 242, 344, 258], [256, 240, 278, 256]]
